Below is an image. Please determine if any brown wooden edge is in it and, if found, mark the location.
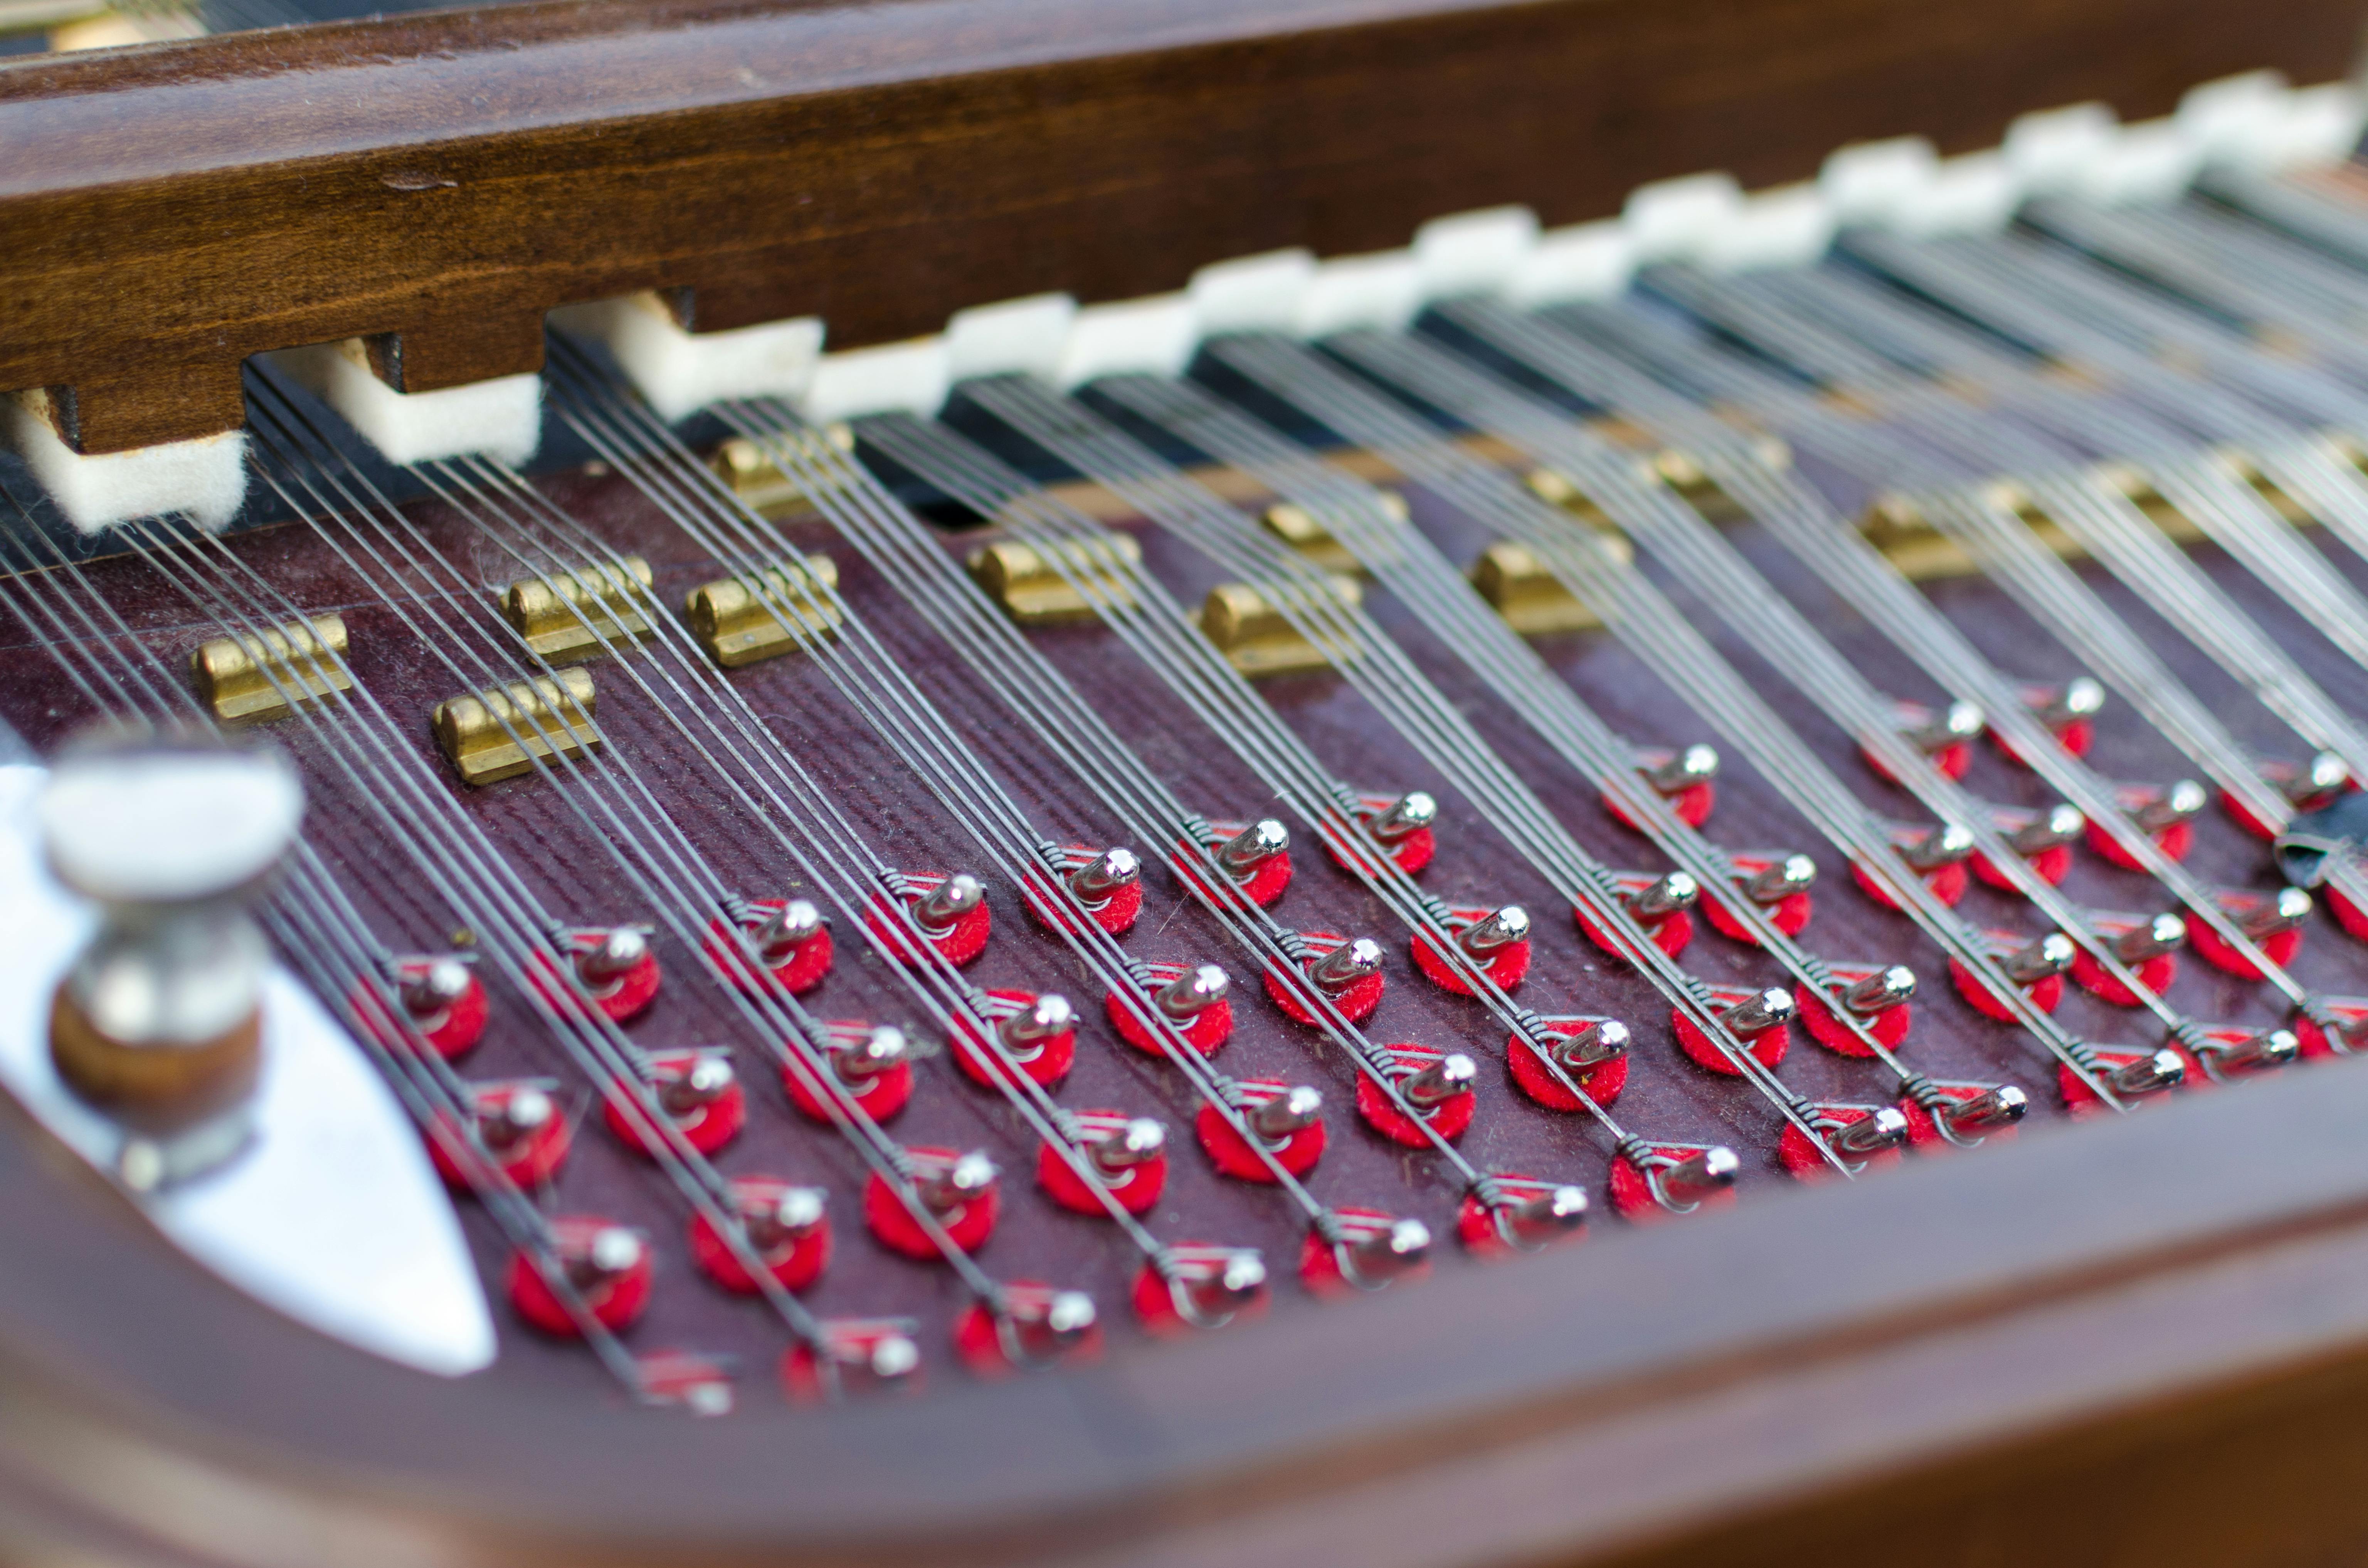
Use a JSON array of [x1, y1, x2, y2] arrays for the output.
[[9, 1048, 2368, 1566], [1, 0, 2361, 450]]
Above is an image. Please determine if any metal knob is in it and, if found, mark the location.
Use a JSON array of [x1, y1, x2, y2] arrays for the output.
[[1218, 819, 1289, 876], [1368, 791, 1437, 844], [1248, 1085, 1323, 1142], [1069, 847, 1140, 907], [1155, 964, 1230, 1019], [998, 993, 1074, 1057], [1645, 743, 1719, 792], [912, 874, 985, 935], [1745, 854, 1817, 904], [1842, 965, 1917, 1015], [755, 898, 823, 960], [1456, 904, 1530, 957], [1310, 936, 1384, 992], [1656, 1146, 1739, 1207]]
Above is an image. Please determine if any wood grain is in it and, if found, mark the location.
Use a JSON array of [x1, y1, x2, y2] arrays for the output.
[[1, 0, 2361, 448]]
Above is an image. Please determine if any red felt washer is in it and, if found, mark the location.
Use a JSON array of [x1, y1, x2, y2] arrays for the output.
[[1173, 839, 1293, 908], [1297, 1213, 1430, 1297], [1263, 956, 1384, 1025], [2085, 818, 2191, 870], [784, 1054, 912, 1124], [2059, 1055, 2173, 1118], [1575, 905, 1693, 961], [863, 1166, 997, 1259], [1324, 827, 1434, 877], [1195, 1095, 1324, 1181], [1131, 1256, 1272, 1336], [1860, 739, 1971, 785], [950, 1002, 1075, 1089], [779, 1334, 926, 1404], [603, 1078, 745, 1158], [1024, 873, 1144, 938], [1506, 1032, 1629, 1111], [1700, 891, 1813, 945], [1608, 1151, 1739, 1223], [529, 947, 662, 1024], [426, 1102, 572, 1191], [2296, 1012, 2368, 1059], [1795, 987, 1911, 1056], [2221, 789, 2283, 842], [1408, 930, 1530, 995], [1455, 1180, 1587, 1258], [1105, 988, 1232, 1057], [865, 895, 992, 967], [952, 1292, 1104, 1378], [1604, 781, 1715, 830], [1779, 1115, 1905, 1180], [1993, 721, 2093, 769], [1851, 860, 1968, 910], [1898, 1090, 2019, 1150], [688, 1194, 831, 1294], [1671, 1007, 1788, 1075], [1038, 1140, 1167, 1216], [2331, 883, 2368, 944], [355, 975, 491, 1059], [508, 1219, 651, 1336], [703, 909, 834, 995], [2187, 920, 2303, 980], [1354, 1064, 1476, 1147], [1970, 844, 2073, 891], [2068, 949, 2177, 1007], [1948, 955, 2065, 1020]]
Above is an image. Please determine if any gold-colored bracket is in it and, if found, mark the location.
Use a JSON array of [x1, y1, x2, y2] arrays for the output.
[[1197, 577, 1362, 677], [189, 615, 350, 723], [968, 535, 1144, 624], [501, 557, 654, 662], [432, 669, 599, 787], [683, 555, 843, 668], [712, 429, 858, 519], [1260, 494, 1406, 575], [1469, 542, 1608, 635]]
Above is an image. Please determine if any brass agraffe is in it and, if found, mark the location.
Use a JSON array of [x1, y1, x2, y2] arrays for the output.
[[431, 669, 599, 785], [188, 615, 350, 723]]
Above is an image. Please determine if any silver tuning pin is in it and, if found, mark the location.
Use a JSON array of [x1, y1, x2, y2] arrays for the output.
[[1456, 904, 1530, 958], [1344, 1217, 1431, 1284], [1655, 1146, 1740, 1208], [754, 898, 823, 961], [579, 926, 651, 986], [747, 1185, 828, 1250], [999, 994, 1075, 1058], [1645, 743, 1719, 794], [1906, 699, 1984, 752], [1069, 847, 1140, 908], [657, 1052, 735, 1116], [2100, 1047, 2186, 1096], [1218, 819, 1289, 877], [1368, 791, 1437, 844], [571, 1224, 648, 1292], [2113, 913, 2187, 963], [912, 874, 986, 936], [919, 1150, 999, 1214], [2235, 886, 2314, 939], [1938, 1084, 2028, 1138], [2027, 677, 2104, 729], [39, 734, 304, 1188], [834, 1024, 908, 1086], [1001, 1289, 1098, 1363], [1176, 1250, 1267, 1321], [1156, 964, 1229, 1020], [402, 956, 474, 1020], [1248, 1085, 1324, 1143], [1842, 965, 1917, 1015], [1550, 1017, 1630, 1074], [1088, 1117, 1166, 1176], [2282, 752, 2351, 808], [1398, 1052, 1477, 1108], [2009, 804, 2085, 855], [2134, 780, 2208, 834], [1901, 822, 1976, 871], [1628, 871, 1699, 920], [1827, 1106, 1910, 1159], [2005, 932, 2077, 985], [1310, 936, 1384, 993], [2196, 1027, 2300, 1078], [1495, 1184, 1588, 1245], [1744, 854, 1816, 904], [1720, 987, 1795, 1040]]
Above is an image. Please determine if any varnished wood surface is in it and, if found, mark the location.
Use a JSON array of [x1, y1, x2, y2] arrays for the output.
[[2, 0, 2363, 447]]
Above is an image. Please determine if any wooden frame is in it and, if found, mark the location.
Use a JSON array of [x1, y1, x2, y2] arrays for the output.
[[0, 0, 2360, 450]]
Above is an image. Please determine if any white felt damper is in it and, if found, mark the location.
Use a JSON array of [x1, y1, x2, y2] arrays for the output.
[[1695, 180, 1834, 273], [1056, 294, 1198, 389], [2004, 102, 2121, 198], [2176, 71, 2292, 164], [1191, 249, 1317, 337], [2260, 82, 2368, 172], [5, 398, 248, 535], [550, 294, 823, 422], [1504, 219, 1635, 308], [1891, 151, 2021, 237], [2068, 115, 2203, 207], [270, 341, 542, 468], [1822, 138, 1940, 222], [799, 336, 952, 424], [946, 293, 1078, 385], [1414, 206, 1540, 301], [1297, 250, 1421, 338], [1623, 173, 1743, 263]]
